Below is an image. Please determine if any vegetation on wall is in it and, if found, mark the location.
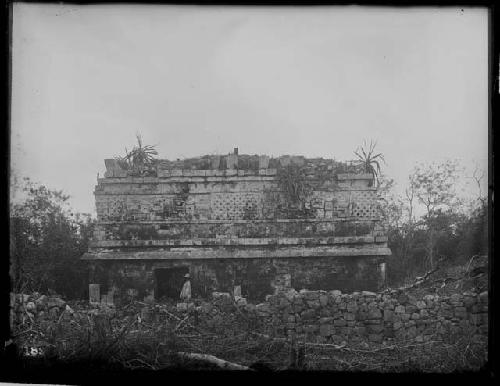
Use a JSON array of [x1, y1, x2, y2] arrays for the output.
[[274, 164, 315, 219], [118, 224, 158, 240], [116, 134, 158, 176], [354, 139, 385, 187]]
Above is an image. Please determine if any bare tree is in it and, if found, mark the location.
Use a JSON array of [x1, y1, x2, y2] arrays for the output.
[[411, 160, 461, 269], [471, 163, 487, 208]]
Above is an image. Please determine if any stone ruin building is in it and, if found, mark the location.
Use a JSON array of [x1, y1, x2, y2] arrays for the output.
[[83, 149, 391, 304]]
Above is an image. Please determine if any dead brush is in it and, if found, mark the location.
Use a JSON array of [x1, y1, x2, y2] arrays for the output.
[[11, 298, 488, 372]]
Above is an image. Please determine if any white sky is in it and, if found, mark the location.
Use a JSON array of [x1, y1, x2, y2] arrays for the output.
[[11, 4, 489, 216]]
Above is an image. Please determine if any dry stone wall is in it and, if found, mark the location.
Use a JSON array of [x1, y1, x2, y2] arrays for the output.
[[253, 289, 488, 345]]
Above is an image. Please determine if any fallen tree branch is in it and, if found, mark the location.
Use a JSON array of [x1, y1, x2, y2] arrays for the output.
[[174, 315, 190, 332], [305, 342, 347, 349], [176, 351, 253, 370], [250, 332, 346, 350], [159, 308, 208, 335]]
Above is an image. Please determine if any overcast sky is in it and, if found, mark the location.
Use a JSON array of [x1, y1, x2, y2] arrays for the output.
[[11, 4, 489, 216]]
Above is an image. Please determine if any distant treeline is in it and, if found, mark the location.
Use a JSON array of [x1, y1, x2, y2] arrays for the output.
[[379, 160, 488, 286]]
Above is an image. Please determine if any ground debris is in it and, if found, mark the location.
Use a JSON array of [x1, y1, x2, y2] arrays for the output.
[[9, 286, 488, 373]]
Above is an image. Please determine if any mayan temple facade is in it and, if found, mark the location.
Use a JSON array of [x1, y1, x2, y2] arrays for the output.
[[83, 150, 391, 304]]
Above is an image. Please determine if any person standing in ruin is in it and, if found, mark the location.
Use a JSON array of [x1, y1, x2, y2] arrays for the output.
[[180, 273, 191, 301]]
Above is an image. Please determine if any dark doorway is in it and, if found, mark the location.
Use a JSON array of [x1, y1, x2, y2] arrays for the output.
[[155, 267, 189, 300]]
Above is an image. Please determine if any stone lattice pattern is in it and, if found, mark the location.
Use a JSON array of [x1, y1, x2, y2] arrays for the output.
[[93, 155, 385, 242]]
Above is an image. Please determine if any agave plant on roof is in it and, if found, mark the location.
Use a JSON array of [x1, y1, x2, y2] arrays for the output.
[[354, 140, 385, 187], [116, 134, 158, 175]]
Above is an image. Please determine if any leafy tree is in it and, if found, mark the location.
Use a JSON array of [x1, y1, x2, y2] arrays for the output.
[[10, 178, 95, 298]]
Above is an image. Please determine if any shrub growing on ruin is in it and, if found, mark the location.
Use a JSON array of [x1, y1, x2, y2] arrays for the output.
[[354, 139, 385, 187], [116, 134, 158, 176]]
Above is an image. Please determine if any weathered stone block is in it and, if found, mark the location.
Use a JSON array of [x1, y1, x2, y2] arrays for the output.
[[210, 156, 221, 169], [470, 313, 486, 325], [304, 325, 318, 333], [401, 313, 411, 321], [301, 309, 316, 320], [293, 303, 304, 313], [405, 305, 418, 314], [416, 301, 427, 309], [278, 298, 290, 308], [368, 334, 383, 342], [345, 313, 356, 321], [406, 326, 417, 339], [114, 169, 128, 178], [367, 309, 382, 319], [259, 155, 269, 169], [471, 304, 482, 313], [367, 324, 384, 334], [226, 154, 238, 169], [439, 309, 453, 319], [279, 157, 291, 167], [383, 309, 394, 322], [356, 311, 367, 321], [463, 296, 476, 308], [395, 305, 405, 314], [319, 324, 333, 336], [306, 300, 321, 309], [450, 294, 461, 302], [331, 335, 344, 344]]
